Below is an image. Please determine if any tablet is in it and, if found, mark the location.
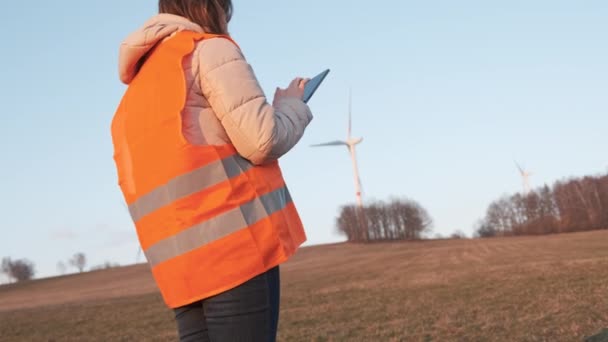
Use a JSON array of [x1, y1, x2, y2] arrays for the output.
[[303, 69, 330, 103]]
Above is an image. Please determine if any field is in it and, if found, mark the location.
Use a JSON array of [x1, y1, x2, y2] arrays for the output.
[[1, 230, 608, 341]]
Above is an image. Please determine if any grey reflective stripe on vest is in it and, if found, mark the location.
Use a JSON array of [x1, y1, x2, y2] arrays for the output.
[[128, 156, 252, 222], [144, 186, 293, 267]]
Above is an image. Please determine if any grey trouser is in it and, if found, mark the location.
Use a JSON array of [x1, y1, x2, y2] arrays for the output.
[[174, 266, 280, 342]]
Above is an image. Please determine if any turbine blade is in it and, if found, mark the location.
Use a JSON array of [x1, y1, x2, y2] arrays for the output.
[[311, 140, 348, 147], [515, 161, 524, 174], [348, 89, 352, 139]]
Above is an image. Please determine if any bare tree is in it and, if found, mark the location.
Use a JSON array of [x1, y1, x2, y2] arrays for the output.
[[475, 220, 497, 238], [337, 198, 433, 242], [10, 260, 35, 282], [70, 253, 87, 273], [1, 258, 35, 282]]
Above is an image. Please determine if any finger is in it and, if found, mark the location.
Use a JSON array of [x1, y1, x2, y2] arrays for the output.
[[298, 78, 309, 89], [290, 77, 303, 89]]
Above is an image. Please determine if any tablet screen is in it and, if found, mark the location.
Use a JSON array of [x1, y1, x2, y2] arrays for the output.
[[303, 69, 330, 103]]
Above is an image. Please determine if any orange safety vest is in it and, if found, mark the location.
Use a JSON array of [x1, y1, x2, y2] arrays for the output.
[[111, 31, 306, 308]]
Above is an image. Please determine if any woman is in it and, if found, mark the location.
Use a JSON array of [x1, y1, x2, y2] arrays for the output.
[[111, 0, 313, 341]]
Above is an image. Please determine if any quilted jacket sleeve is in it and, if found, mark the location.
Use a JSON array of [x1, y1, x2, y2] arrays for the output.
[[196, 38, 313, 165]]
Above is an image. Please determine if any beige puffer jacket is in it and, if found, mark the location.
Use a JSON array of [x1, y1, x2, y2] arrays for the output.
[[118, 14, 313, 165]]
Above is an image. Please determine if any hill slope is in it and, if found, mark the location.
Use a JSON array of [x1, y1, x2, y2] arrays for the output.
[[1, 230, 607, 341]]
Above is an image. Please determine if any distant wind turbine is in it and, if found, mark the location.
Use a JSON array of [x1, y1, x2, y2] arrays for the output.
[[515, 161, 533, 195], [311, 91, 364, 208]]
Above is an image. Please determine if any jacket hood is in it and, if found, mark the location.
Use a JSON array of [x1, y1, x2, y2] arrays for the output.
[[118, 14, 204, 84]]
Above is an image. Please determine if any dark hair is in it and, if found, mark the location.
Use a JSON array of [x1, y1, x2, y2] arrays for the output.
[[159, 0, 233, 34]]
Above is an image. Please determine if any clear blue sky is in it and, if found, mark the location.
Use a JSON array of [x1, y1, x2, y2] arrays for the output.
[[1, 1, 606, 279]]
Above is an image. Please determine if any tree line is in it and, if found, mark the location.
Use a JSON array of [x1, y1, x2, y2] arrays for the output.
[[1, 252, 119, 284], [337, 198, 433, 242], [476, 173, 608, 237]]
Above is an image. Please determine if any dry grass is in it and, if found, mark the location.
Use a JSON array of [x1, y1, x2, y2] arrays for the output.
[[1, 230, 607, 341]]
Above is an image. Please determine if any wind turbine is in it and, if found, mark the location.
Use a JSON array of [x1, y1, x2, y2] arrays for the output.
[[311, 91, 364, 208], [515, 161, 532, 195]]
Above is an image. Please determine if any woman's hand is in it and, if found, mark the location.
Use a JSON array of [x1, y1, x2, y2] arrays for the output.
[[273, 77, 309, 106]]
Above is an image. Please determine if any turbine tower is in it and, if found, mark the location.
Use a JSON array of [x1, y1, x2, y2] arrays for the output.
[[516, 162, 532, 195], [312, 91, 364, 208]]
